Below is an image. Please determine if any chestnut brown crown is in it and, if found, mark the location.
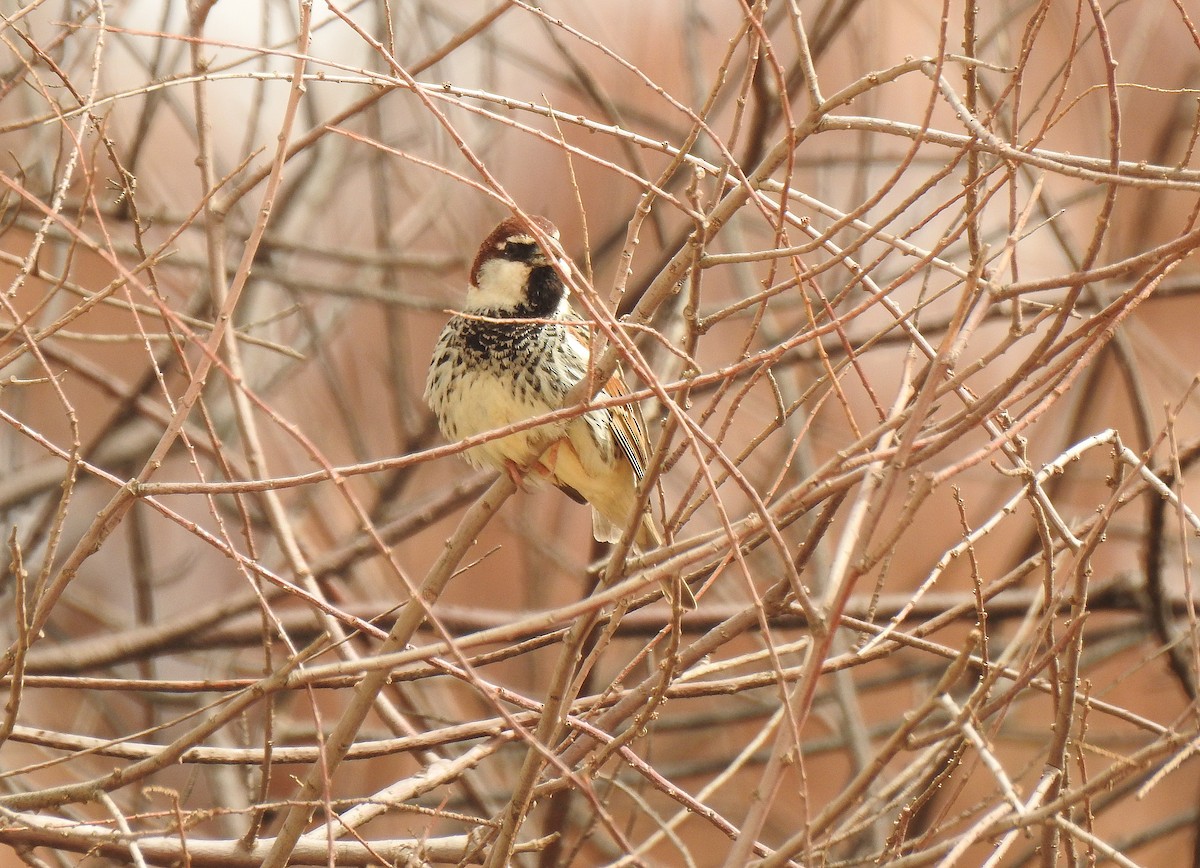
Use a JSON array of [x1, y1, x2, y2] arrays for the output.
[[469, 215, 561, 288]]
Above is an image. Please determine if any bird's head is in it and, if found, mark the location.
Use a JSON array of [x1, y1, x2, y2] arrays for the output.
[[466, 215, 567, 316]]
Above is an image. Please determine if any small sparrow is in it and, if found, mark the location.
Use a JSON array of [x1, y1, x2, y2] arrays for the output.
[[424, 215, 696, 609]]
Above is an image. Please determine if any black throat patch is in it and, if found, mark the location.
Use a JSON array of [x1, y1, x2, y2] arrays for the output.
[[453, 266, 566, 360], [523, 265, 563, 319]]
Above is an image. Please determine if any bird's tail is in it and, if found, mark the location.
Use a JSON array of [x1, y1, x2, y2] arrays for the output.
[[635, 514, 697, 610], [590, 507, 697, 610]]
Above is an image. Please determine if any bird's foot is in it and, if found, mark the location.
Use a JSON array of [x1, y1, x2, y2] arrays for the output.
[[503, 460, 533, 491], [504, 456, 557, 490]]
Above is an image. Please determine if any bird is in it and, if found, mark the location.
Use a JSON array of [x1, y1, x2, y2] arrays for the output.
[[424, 215, 697, 609]]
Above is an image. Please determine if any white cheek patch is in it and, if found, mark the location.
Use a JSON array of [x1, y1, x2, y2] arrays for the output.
[[468, 258, 532, 310]]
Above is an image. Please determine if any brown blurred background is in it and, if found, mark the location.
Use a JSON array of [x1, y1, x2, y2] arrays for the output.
[[1, 1, 1200, 865]]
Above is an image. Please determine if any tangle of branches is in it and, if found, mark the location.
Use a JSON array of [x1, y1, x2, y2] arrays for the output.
[[1, 1, 1200, 866]]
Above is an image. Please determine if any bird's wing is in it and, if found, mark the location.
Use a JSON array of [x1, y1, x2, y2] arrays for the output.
[[601, 368, 651, 481], [563, 309, 653, 481]]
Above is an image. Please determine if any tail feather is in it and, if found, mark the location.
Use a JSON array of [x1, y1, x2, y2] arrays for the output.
[[636, 514, 697, 610], [589, 508, 697, 609]]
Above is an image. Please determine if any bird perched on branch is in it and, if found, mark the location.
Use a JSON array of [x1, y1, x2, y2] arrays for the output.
[[424, 215, 696, 609]]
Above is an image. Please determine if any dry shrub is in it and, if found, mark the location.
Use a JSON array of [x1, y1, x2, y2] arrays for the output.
[[1, 2, 1199, 866]]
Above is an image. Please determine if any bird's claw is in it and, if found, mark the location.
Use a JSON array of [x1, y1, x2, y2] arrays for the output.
[[504, 460, 530, 491]]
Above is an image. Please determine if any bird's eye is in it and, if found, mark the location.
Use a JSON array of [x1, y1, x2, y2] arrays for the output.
[[501, 241, 540, 262]]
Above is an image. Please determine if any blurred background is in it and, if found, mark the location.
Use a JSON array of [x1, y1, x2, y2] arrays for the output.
[[1, 1, 1200, 865]]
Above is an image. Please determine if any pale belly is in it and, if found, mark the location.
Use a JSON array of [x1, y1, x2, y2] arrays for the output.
[[433, 369, 567, 472]]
